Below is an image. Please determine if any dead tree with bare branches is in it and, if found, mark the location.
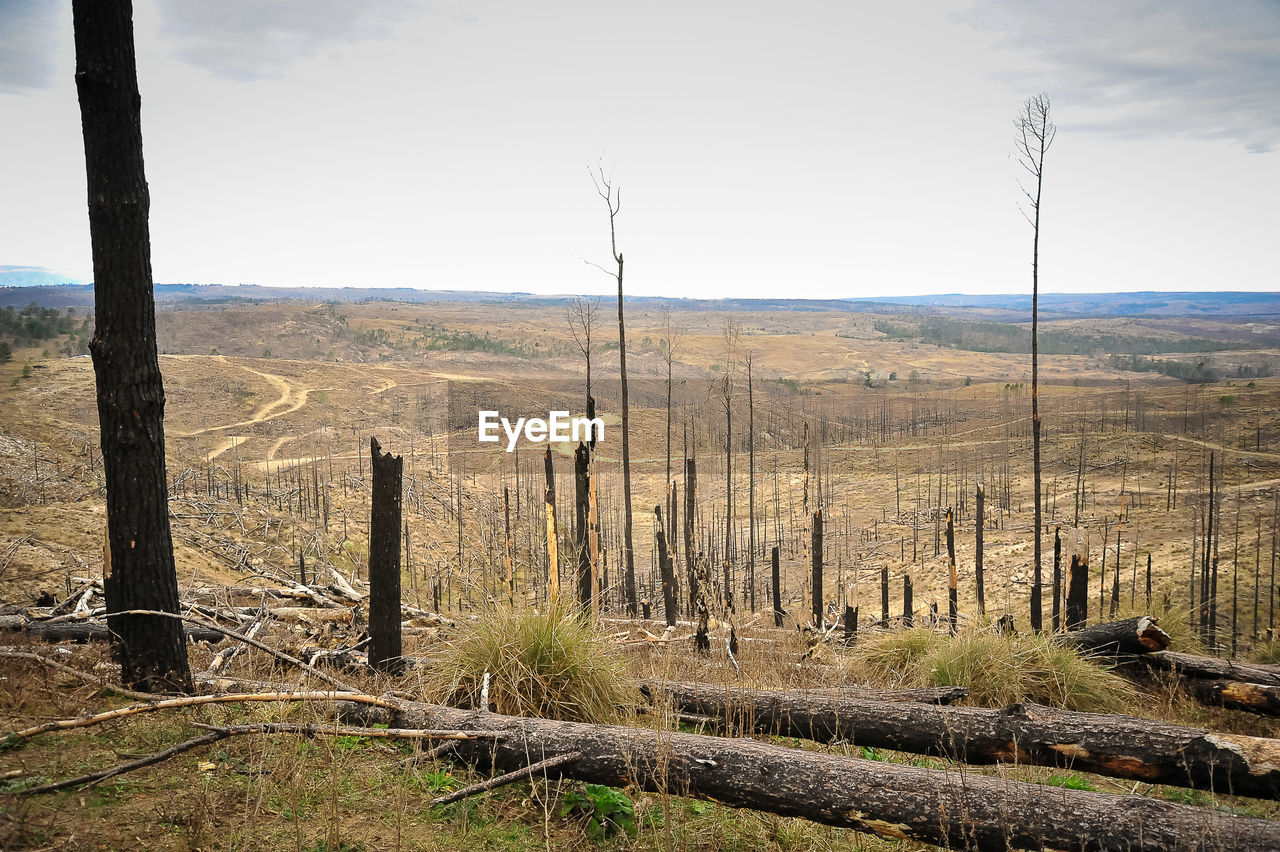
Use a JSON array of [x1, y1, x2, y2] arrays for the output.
[[1016, 92, 1056, 633]]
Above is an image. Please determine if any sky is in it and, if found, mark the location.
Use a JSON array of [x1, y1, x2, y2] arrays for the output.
[[1, 0, 1277, 300]]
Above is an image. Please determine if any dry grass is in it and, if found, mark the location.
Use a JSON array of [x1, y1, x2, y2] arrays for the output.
[[420, 601, 634, 723], [843, 625, 1138, 712]]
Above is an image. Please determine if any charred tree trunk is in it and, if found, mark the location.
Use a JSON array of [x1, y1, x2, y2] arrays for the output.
[[1067, 553, 1089, 630], [74, 0, 191, 694], [946, 507, 957, 634], [810, 509, 823, 628], [617, 267, 637, 618], [903, 574, 914, 627], [644, 680, 1280, 800], [355, 698, 1280, 850], [684, 457, 698, 615], [1052, 526, 1062, 633], [574, 443, 592, 609], [1059, 616, 1171, 655], [655, 506, 677, 628], [771, 545, 782, 627], [880, 565, 889, 626], [975, 483, 985, 616], [1142, 652, 1280, 688], [1186, 680, 1280, 716], [368, 438, 403, 673], [544, 447, 559, 602]]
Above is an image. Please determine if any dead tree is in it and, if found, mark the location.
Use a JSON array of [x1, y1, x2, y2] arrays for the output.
[[574, 443, 592, 609], [590, 166, 636, 616], [645, 680, 1280, 799], [360, 698, 1280, 851], [975, 483, 985, 616], [946, 507, 957, 634], [1052, 526, 1062, 632], [655, 506, 676, 627], [661, 309, 683, 530], [1016, 92, 1055, 633], [565, 295, 600, 408], [544, 447, 559, 602], [771, 545, 782, 627], [811, 509, 823, 628], [1067, 552, 1089, 629], [684, 456, 698, 614], [74, 0, 192, 693], [368, 438, 403, 672], [721, 318, 741, 610], [745, 348, 756, 612]]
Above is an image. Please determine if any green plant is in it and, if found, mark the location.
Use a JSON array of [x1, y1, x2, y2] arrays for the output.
[[559, 783, 636, 843], [417, 768, 461, 796], [1046, 773, 1095, 791], [423, 601, 632, 722]]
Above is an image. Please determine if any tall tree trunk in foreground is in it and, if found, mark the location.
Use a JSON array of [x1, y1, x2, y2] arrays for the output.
[[368, 438, 403, 672], [1016, 93, 1055, 633], [74, 0, 191, 694]]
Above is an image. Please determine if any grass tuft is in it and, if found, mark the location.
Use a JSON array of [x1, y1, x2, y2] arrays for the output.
[[422, 601, 633, 723], [844, 626, 1137, 712]]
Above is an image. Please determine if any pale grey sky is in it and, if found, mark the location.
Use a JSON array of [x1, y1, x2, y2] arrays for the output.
[[1, 0, 1277, 298]]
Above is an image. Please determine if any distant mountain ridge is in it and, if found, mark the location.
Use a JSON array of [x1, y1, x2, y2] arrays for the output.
[[3, 282, 1278, 320], [0, 266, 85, 288]]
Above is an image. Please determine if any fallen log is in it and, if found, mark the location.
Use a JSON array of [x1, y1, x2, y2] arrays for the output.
[[1144, 652, 1280, 688], [0, 616, 223, 645], [344, 698, 1280, 851], [643, 680, 1280, 800], [793, 684, 968, 705], [1060, 616, 1171, 655], [1186, 680, 1280, 717]]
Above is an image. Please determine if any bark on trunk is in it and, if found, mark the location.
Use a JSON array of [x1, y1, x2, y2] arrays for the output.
[[345, 698, 1280, 850], [74, 0, 192, 695], [684, 458, 698, 615], [574, 443, 592, 609], [1143, 652, 1280, 688], [368, 438, 402, 673], [811, 509, 823, 628], [655, 506, 677, 628], [644, 679, 1280, 800]]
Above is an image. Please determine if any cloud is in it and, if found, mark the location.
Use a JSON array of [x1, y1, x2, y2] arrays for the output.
[[964, 0, 1280, 153], [0, 0, 60, 94], [156, 0, 426, 81]]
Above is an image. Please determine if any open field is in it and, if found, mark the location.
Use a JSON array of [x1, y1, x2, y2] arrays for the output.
[[4, 296, 1280, 849]]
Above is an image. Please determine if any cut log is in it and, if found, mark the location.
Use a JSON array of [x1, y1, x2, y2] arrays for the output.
[[344, 698, 1280, 851], [1060, 616, 1171, 655], [1186, 680, 1280, 717], [643, 679, 1280, 800]]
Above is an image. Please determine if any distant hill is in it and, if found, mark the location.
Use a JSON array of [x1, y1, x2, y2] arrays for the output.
[[862, 291, 1280, 319], [0, 266, 85, 288], [3, 282, 1278, 321]]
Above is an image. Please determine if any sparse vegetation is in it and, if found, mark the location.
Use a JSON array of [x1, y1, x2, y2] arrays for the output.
[[423, 603, 632, 722], [846, 627, 1137, 712]]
